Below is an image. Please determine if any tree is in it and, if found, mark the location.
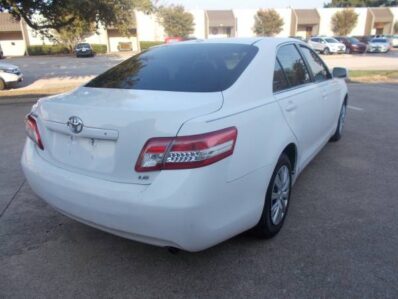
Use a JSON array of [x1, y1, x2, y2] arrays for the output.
[[253, 9, 284, 37], [324, 0, 397, 7], [394, 21, 398, 34], [0, 0, 153, 36], [157, 5, 194, 38], [53, 18, 96, 52], [331, 8, 359, 36]]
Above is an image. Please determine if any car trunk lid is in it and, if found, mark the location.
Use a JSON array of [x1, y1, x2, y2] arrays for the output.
[[35, 87, 223, 184]]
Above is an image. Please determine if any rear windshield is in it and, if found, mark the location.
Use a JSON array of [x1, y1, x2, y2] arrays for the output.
[[76, 43, 90, 48], [371, 39, 387, 43], [348, 37, 360, 44], [86, 43, 259, 92]]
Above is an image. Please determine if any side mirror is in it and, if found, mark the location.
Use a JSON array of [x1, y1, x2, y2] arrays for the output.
[[332, 67, 348, 79]]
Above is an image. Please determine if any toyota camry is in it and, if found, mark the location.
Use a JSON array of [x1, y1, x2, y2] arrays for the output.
[[22, 38, 348, 252]]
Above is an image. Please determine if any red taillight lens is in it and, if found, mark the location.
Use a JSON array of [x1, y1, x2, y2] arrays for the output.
[[135, 127, 237, 172], [25, 114, 44, 150]]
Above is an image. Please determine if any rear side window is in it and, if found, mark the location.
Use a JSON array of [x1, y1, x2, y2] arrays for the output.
[[300, 46, 331, 82], [86, 43, 259, 92], [273, 59, 289, 92], [276, 44, 310, 88]]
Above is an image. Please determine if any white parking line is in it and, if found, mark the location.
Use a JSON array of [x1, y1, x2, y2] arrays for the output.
[[348, 105, 364, 111]]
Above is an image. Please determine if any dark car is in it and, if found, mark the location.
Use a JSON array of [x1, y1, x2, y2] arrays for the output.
[[334, 36, 367, 54], [353, 35, 374, 45], [75, 43, 95, 57]]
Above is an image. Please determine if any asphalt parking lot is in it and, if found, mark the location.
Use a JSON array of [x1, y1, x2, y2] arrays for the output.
[[3, 54, 127, 87], [1, 83, 398, 298]]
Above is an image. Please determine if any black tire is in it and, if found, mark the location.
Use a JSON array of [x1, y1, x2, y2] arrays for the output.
[[323, 47, 330, 55], [330, 101, 347, 142], [253, 154, 292, 238], [0, 78, 5, 90]]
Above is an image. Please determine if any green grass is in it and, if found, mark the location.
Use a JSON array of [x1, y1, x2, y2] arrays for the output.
[[349, 70, 398, 79]]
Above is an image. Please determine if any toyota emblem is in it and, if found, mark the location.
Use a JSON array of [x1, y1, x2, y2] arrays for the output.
[[67, 116, 84, 134]]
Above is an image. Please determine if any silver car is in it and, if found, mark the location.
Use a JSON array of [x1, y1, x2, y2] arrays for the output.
[[367, 38, 390, 53], [308, 37, 346, 55]]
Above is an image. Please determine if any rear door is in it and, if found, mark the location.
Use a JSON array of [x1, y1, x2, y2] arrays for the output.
[[299, 45, 341, 135], [273, 43, 326, 169]]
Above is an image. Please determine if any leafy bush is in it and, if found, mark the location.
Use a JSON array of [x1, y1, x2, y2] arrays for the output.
[[91, 44, 107, 54], [331, 8, 359, 36], [253, 9, 284, 36], [27, 45, 70, 55], [140, 41, 164, 51]]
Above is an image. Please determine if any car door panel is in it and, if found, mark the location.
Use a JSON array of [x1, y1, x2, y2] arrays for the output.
[[276, 85, 326, 170], [274, 44, 328, 171]]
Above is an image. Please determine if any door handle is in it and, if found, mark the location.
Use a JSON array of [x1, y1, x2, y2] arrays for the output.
[[285, 101, 297, 112]]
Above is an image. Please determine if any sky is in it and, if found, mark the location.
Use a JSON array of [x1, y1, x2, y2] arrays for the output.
[[166, 0, 327, 9]]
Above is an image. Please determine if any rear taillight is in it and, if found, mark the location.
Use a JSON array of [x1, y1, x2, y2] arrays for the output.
[[25, 114, 44, 150], [135, 127, 237, 172]]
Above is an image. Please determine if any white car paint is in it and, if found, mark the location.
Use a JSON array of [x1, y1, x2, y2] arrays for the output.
[[367, 38, 391, 53], [308, 37, 346, 54], [21, 38, 348, 251], [0, 62, 23, 86]]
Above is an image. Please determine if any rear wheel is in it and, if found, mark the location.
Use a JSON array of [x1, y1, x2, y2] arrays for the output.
[[323, 47, 330, 55], [0, 78, 5, 90], [330, 102, 347, 142], [253, 154, 292, 238]]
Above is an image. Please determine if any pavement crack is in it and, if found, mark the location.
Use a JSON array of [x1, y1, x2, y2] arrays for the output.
[[0, 179, 25, 218]]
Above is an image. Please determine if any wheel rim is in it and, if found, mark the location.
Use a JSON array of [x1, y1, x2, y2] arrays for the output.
[[270, 165, 290, 226], [338, 104, 347, 134]]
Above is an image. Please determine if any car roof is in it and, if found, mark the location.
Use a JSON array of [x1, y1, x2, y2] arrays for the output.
[[165, 37, 302, 47]]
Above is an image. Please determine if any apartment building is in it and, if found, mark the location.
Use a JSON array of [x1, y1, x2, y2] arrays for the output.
[[1, 7, 397, 56]]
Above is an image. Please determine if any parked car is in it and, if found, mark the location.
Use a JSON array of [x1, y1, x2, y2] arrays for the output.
[[165, 37, 183, 43], [383, 34, 398, 48], [353, 35, 372, 45], [22, 38, 348, 252], [0, 62, 23, 90], [334, 36, 367, 54], [308, 37, 346, 54], [367, 38, 391, 53], [75, 43, 95, 57]]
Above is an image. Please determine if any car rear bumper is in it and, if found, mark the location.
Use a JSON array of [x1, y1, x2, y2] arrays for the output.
[[76, 51, 94, 56], [21, 139, 271, 251], [367, 47, 389, 53], [351, 47, 366, 53], [1, 72, 23, 84], [330, 48, 345, 54]]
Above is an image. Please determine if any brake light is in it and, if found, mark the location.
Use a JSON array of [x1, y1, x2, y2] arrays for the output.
[[25, 114, 44, 150], [135, 127, 237, 172]]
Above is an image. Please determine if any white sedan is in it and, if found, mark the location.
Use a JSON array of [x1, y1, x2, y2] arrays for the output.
[[0, 62, 23, 90], [22, 38, 348, 252]]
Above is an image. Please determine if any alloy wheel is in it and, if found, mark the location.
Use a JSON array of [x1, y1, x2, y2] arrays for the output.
[[270, 165, 291, 226], [338, 104, 347, 134]]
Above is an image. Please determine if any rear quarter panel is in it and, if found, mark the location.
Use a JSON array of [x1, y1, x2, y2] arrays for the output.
[[178, 99, 297, 183]]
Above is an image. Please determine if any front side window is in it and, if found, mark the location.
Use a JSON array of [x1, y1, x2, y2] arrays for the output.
[[300, 46, 331, 82], [86, 43, 259, 93], [276, 44, 310, 88]]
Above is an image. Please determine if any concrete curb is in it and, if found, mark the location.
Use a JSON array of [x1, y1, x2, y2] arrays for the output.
[[0, 95, 45, 105]]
